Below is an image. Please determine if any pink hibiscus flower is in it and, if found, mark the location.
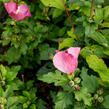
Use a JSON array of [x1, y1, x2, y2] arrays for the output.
[[53, 47, 80, 75], [4, 1, 31, 21]]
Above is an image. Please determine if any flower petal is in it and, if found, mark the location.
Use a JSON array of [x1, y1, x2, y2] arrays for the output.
[[4, 1, 31, 21], [66, 47, 80, 59], [12, 4, 31, 21], [53, 51, 78, 74], [4, 1, 17, 14]]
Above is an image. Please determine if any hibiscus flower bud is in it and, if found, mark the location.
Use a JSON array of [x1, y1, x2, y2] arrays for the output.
[[74, 85, 80, 91], [69, 80, 74, 87], [0, 97, 7, 104], [94, 94, 98, 99], [53, 47, 80, 75], [97, 88, 103, 95], [74, 77, 81, 84], [0, 105, 4, 109], [4, 1, 31, 21], [0, 81, 5, 86], [98, 96, 104, 103]]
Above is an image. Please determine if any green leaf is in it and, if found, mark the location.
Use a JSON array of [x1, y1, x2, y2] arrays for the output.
[[6, 66, 21, 81], [67, 28, 76, 38], [104, 0, 109, 6], [0, 86, 3, 97], [102, 22, 109, 28], [74, 102, 86, 109], [40, 0, 66, 10], [95, 0, 104, 5], [80, 67, 98, 93], [89, 32, 109, 48], [50, 91, 57, 103], [102, 95, 109, 108], [58, 27, 66, 37], [104, 6, 109, 20], [74, 87, 92, 106], [5, 47, 21, 64], [20, 43, 28, 55], [36, 99, 47, 109], [86, 55, 109, 83], [80, 6, 90, 17], [100, 29, 109, 41], [83, 22, 97, 36], [39, 44, 55, 61], [80, 45, 105, 58], [86, 55, 107, 73], [4, 84, 18, 98], [104, 49, 109, 56], [38, 70, 68, 86], [55, 91, 73, 109], [53, 9, 63, 18], [37, 62, 55, 76], [94, 8, 103, 23], [18, 96, 28, 104], [99, 78, 109, 87], [30, 104, 36, 109], [7, 97, 19, 108], [23, 91, 30, 98], [59, 38, 74, 50], [0, 64, 7, 77], [26, 80, 34, 90]]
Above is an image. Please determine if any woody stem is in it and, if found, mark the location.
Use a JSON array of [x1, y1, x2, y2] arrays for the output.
[[90, 0, 95, 19], [62, 0, 74, 28], [62, 0, 79, 40]]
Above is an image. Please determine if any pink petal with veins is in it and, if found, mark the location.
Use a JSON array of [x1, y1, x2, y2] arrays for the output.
[[4, 1, 17, 13], [53, 51, 78, 74], [66, 47, 81, 59], [4, 1, 31, 21]]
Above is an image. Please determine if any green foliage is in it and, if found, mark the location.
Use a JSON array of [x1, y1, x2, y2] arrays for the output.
[[38, 70, 68, 86], [102, 95, 109, 108], [74, 87, 92, 106], [89, 32, 109, 48], [86, 55, 109, 83], [55, 91, 73, 109], [59, 38, 74, 50], [81, 67, 99, 93], [103, 6, 109, 20], [80, 45, 105, 58], [40, 0, 66, 10], [94, 8, 103, 23], [36, 99, 47, 109], [0, 0, 109, 108]]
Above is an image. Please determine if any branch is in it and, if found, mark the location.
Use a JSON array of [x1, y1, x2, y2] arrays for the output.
[[62, 0, 74, 29], [90, 0, 95, 19], [62, 0, 79, 40]]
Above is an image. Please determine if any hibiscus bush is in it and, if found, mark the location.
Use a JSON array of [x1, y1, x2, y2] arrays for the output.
[[0, 0, 109, 109]]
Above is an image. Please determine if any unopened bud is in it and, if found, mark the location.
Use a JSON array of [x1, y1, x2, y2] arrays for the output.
[[98, 96, 104, 103], [11, 21, 16, 25], [69, 80, 74, 87], [0, 105, 4, 109], [88, 18, 93, 23], [74, 85, 80, 91], [97, 5, 101, 8], [0, 97, 7, 104], [0, 81, 5, 86], [74, 77, 81, 84], [2, 77, 5, 81], [94, 94, 98, 99], [97, 88, 103, 95]]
